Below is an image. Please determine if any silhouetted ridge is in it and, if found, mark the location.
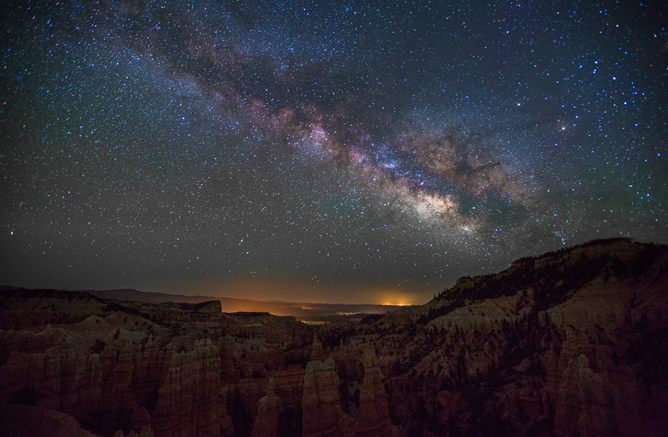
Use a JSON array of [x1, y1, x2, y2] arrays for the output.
[[0, 287, 102, 303]]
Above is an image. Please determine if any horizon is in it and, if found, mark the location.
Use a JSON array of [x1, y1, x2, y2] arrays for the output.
[[1, 282, 421, 307], [1, 275, 442, 306], [1, 1, 667, 304], [3, 237, 659, 307]]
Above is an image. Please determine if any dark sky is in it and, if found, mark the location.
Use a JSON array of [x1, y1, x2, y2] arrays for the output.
[[1, 0, 666, 304]]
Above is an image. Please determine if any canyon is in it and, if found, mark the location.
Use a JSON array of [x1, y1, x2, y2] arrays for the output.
[[1, 238, 667, 436]]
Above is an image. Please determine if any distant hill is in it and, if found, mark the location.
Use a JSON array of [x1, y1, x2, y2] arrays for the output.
[[0, 285, 404, 321]]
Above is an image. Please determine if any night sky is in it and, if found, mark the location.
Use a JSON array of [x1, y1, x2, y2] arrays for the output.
[[1, 0, 667, 304]]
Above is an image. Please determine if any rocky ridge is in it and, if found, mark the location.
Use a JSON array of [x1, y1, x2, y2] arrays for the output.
[[320, 238, 668, 436]]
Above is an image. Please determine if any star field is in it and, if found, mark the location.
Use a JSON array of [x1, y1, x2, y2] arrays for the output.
[[1, 0, 666, 303]]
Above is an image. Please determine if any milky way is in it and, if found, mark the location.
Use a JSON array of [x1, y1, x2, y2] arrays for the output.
[[1, 0, 667, 303]]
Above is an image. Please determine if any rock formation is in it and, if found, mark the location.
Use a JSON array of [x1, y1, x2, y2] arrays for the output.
[[250, 379, 282, 437], [0, 290, 309, 437], [310, 333, 325, 362], [273, 364, 306, 409], [356, 352, 398, 437], [2, 238, 668, 437], [151, 337, 227, 437], [0, 404, 100, 437], [320, 238, 668, 436], [302, 357, 344, 437]]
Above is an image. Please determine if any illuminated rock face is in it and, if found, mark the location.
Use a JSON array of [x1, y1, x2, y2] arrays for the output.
[[302, 358, 343, 437], [151, 338, 228, 437], [356, 353, 398, 437], [273, 364, 306, 409]]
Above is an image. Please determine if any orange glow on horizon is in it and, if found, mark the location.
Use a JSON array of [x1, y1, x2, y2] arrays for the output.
[[150, 275, 434, 306], [378, 289, 419, 307]]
